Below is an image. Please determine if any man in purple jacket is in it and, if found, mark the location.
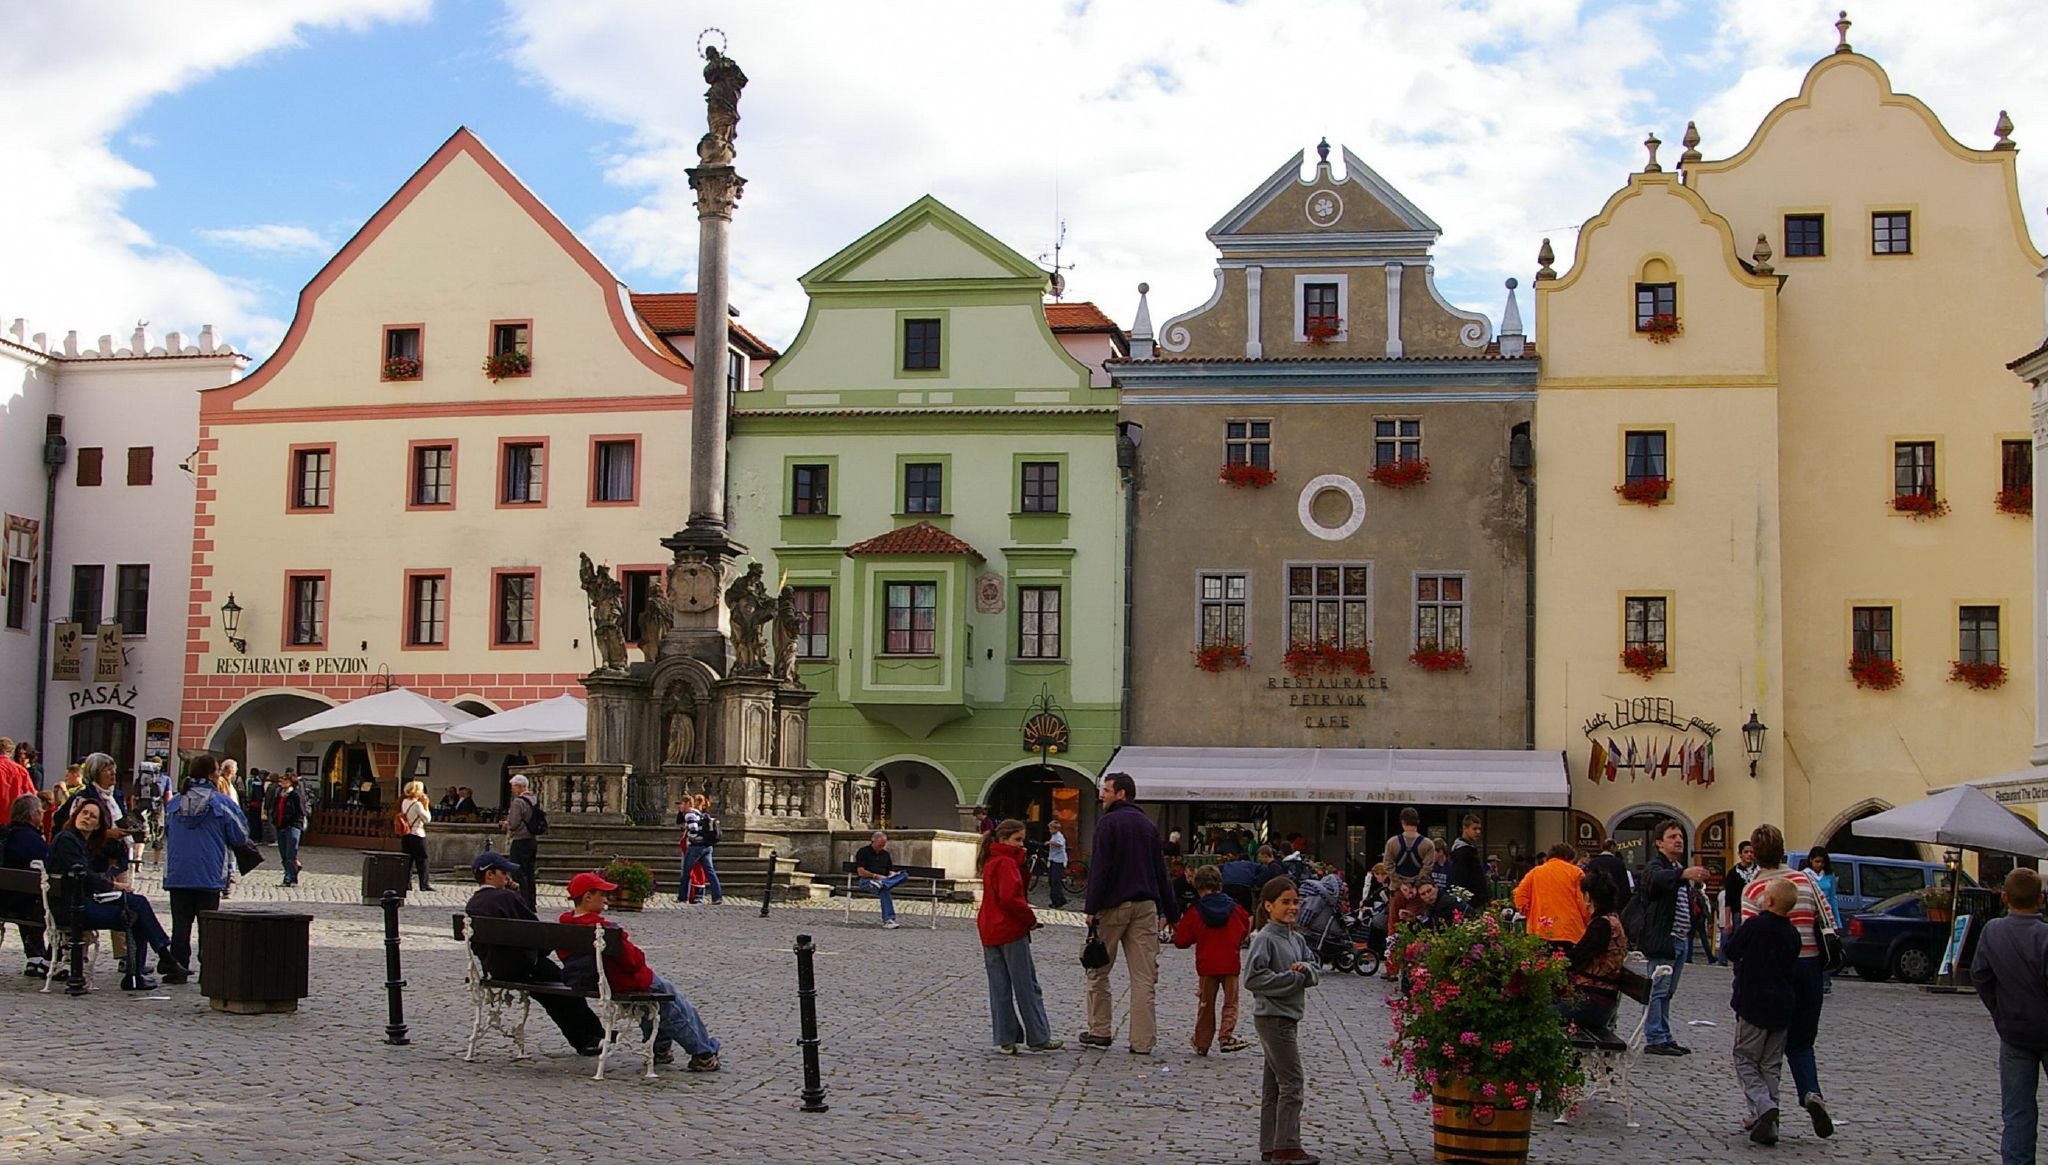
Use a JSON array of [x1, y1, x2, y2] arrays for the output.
[[1080, 771, 1180, 1055]]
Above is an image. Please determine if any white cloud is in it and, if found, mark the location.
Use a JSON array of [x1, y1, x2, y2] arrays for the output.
[[0, 0, 430, 357], [197, 224, 336, 256], [499, 0, 2047, 349]]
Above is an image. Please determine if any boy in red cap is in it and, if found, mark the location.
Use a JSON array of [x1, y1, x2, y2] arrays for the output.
[[559, 870, 721, 1071]]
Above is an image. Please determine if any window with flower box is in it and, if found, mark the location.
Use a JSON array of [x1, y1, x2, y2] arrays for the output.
[[1287, 563, 1369, 648], [1304, 282, 1339, 339], [1198, 571, 1248, 649], [1784, 214, 1825, 257], [1415, 575, 1465, 651], [1225, 420, 1271, 469], [1374, 420, 1421, 466], [1634, 283, 1676, 331], [2003, 440, 2031, 495], [1893, 441, 1936, 501], [1872, 212, 1912, 255], [883, 581, 936, 656], [382, 325, 423, 380], [1852, 606, 1893, 661], [1624, 596, 1666, 653], [1624, 431, 1667, 484], [1959, 606, 2000, 665]]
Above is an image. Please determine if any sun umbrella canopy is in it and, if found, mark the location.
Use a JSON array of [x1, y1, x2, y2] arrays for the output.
[[440, 693, 587, 746], [276, 688, 478, 742], [1851, 784, 2048, 859]]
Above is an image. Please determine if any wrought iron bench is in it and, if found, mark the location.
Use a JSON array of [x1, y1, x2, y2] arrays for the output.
[[840, 861, 945, 929], [452, 914, 674, 1080], [0, 865, 59, 988], [1554, 961, 1673, 1129]]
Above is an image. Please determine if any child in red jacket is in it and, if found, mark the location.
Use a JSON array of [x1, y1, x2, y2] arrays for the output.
[[1175, 863, 1253, 1054]]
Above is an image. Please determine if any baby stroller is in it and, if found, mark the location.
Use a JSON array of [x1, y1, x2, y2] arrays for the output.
[[1296, 874, 1364, 974]]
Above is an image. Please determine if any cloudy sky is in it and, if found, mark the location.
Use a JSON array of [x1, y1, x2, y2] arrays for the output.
[[3, 0, 2043, 361]]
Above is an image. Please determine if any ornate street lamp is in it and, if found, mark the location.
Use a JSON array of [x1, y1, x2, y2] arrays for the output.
[[219, 593, 247, 655], [1741, 710, 1768, 778]]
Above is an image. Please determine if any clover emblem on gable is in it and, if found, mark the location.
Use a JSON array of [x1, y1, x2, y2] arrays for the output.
[[1306, 192, 1343, 225]]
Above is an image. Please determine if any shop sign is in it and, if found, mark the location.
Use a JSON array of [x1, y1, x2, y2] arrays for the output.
[[213, 655, 375, 676], [93, 623, 124, 682], [51, 620, 83, 681], [1581, 696, 1718, 739], [144, 717, 173, 764], [1264, 673, 1392, 728], [68, 684, 138, 711]]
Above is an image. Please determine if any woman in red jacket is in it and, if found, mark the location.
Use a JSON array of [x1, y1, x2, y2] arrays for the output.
[[978, 819, 1064, 1055]]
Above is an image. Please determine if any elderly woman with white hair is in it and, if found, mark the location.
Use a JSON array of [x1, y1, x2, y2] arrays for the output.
[[502, 774, 542, 908]]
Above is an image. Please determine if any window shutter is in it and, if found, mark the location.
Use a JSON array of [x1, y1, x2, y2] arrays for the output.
[[127, 446, 154, 486]]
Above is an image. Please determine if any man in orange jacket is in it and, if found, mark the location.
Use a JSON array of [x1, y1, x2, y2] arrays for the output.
[[1514, 843, 1592, 950]]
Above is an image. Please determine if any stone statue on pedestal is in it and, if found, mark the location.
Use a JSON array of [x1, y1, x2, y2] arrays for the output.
[[578, 552, 628, 671], [637, 585, 674, 663], [724, 562, 775, 675], [772, 586, 806, 683], [698, 46, 747, 165], [663, 691, 697, 766]]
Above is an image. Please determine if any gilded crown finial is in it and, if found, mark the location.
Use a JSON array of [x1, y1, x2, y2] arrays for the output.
[[1994, 111, 2016, 151], [1752, 233, 1774, 276], [1834, 10, 1852, 54], [1642, 132, 1663, 173], [1536, 238, 1557, 281], [1680, 121, 1702, 166]]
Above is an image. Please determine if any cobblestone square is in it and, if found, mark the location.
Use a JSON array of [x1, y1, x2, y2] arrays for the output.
[[0, 849, 2007, 1164]]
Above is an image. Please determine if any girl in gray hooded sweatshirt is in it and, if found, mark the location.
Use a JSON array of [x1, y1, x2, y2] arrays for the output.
[[1245, 876, 1321, 1164]]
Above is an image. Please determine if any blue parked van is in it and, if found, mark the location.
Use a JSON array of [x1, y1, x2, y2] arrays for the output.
[[1789, 850, 1970, 916]]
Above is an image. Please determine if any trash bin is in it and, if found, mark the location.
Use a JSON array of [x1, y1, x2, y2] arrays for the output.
[[197, 909, 312, 1014], [361, 850, 412, 906]]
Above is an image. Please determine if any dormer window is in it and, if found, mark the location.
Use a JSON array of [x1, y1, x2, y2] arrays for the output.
[[1634, 283, 1676, 331]]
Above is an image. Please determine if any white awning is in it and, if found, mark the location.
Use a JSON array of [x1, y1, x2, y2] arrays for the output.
[[1103, 746, 1570, 807]]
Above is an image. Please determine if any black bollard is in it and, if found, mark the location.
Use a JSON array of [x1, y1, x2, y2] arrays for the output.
[[65, 864, 88, 996], [760, 851, 777, 918], [794, 933, 828, 1112], [380, 889, 409, 1045]]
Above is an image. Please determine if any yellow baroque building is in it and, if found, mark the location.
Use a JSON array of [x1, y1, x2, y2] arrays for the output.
[[1535, 33, 2041, 875]]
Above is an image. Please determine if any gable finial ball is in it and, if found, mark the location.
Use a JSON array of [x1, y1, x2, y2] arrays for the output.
[[1834, 10, 1852, 54]]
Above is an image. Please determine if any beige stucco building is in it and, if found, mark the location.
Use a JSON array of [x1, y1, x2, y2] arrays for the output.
[[180, 128, 772, 809], [1535, 30, 2041, 874]]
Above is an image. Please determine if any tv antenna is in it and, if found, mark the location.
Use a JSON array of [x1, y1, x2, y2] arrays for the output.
[[1038, 220, 1075, 302]]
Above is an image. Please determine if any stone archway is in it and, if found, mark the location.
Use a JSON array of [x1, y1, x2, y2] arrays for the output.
[[1606, 803, 1694, 881], [1817, 797, 1921, 861], [983, 760, 1096, 848], [868, 758, 962, 830]]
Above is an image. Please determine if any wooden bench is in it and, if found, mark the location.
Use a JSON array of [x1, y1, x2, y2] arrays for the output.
[[452, 914, 674, 1080], [841, 861, 945, 929], [0, 865, 58, 990], [1555, 961, 1672, 1130]]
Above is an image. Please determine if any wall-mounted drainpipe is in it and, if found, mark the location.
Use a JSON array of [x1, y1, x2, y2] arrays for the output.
[[33, 418, 67, 759], [1510, 424, 1535, 752], [1116, 422, 1141, 745]]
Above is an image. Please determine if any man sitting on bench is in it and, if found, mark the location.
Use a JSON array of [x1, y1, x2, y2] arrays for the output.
[[558, 871, 721, 1072], [466, 852, 605, 1056], [855, 831, 911, 930]]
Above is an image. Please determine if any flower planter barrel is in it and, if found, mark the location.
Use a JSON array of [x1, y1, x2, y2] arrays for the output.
[[1432, 1080, 1533, 1164], [197, 910, 312, 1015]]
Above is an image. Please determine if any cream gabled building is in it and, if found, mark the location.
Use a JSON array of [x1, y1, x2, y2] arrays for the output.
[[1536, 21, 2041, 874], [181, 128, 772, 810]]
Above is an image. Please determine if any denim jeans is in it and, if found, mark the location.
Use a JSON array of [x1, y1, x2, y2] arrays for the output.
[[276, 826, 302, 884], [1786, 955, 1826, 1101], [983, 936, 1051, 1047], [73, 894, 171, 971], [680, 845, 723, 903], [645, 972, 719, 1057], [2002, 1041, 2044, 1165], [1047, 861, 1067, 908], [1646, 938, 1689, 1046], [862, 871, 909, 921]]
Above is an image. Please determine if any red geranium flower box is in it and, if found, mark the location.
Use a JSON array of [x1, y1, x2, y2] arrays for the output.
[[1304, 315, 1342, 346], [1950, 660, 2008, 691], [1620, 644, 1666, 680], [1219, 463, 1278, 489], [482, 349, 532, 381], [1614, 476, 1672, 506], [1996, 487, 2032, 517], [1639, 313, 1681, 343], [1848, 653, 1902, 691], [1892, 493, 1950, 519], [1283, 640, 1373, 677], [1192, 643, 1248, 673], [1409, 645, 1469, 672], [1368, 458, 1432, 490], [381, 356, 422, 381]]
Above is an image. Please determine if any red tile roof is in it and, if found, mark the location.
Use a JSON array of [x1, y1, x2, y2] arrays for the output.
[[628, 293, 780, 357], [844, 521, 984, 560], [1045, 301, 1122, 334]]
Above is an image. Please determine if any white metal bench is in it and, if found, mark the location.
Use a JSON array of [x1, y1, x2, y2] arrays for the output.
[[840, 861, 944, 929], [1555, 960, 1673, 1129], [454, 914, 674, 1080]]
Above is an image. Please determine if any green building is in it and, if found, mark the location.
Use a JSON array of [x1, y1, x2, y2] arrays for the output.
[[729, 197, 1127, 842]]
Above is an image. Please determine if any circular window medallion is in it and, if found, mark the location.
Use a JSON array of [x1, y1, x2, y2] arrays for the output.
[[1306, 191, 1343, 227], [1297, 474, 1365, 541]]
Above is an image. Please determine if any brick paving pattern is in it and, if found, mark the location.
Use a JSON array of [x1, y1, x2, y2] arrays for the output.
[[0, 846, 2006, 1163]]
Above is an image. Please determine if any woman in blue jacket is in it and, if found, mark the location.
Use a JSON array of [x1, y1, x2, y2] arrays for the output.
[[162, 754, 249, 982]]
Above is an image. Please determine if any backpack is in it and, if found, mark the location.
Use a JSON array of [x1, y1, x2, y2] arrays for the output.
[[1391, 832, 1425, 879], [699, 814, 721, 846], [392, 806, 410, 837], [523, 795, 549, 837]]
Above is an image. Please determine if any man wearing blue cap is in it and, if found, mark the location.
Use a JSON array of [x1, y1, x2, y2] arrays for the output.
[[467, 851, 605, 1055]]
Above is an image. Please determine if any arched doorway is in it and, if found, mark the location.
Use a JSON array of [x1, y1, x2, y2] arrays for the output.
[[69, 709, 136, 792], [983, 761, 1095, 849], [1607, 804, 1693, 883], [870, 759, 961, 830], [205, 689, 334, 799], [1817, 798, 1921, 861]]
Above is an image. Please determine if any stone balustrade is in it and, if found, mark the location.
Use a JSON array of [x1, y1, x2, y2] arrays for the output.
[[516, 762, 632, 824]]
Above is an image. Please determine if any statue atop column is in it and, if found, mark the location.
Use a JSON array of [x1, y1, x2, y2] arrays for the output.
[[698, 45, 747, 165], [724, 562, 775, 675], [772, 586, 806, 683], [578, 552, 628, 671]]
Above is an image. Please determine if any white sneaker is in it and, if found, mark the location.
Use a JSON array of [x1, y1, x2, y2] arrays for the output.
[[882, 919, 901, 929]]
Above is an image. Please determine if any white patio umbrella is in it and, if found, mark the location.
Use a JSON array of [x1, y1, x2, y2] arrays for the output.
[[276, 687, 479, 742], [439, 693, 586, 746], [1850, 784, 2048, 859]]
